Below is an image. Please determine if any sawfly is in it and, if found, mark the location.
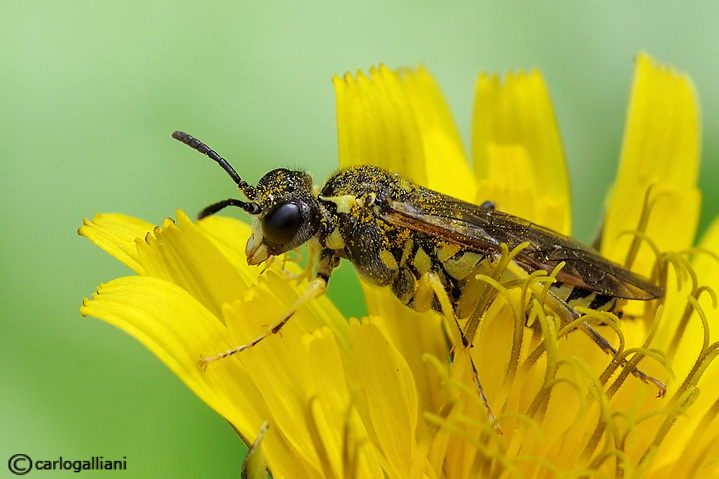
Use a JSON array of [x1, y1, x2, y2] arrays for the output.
[[172, 130, 666, 422]]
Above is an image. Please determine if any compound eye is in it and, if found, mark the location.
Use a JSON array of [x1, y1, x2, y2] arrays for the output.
[[261, 202, 303, 245]]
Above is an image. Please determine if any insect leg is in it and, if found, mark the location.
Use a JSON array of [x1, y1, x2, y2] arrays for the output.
[[198, 249, 338, 370], [503, 261, 667, 397], [416, 272, 499, 430], [545, 292, 667, 397], [578, 319, 667, 397], [281, 240, 319, 283]]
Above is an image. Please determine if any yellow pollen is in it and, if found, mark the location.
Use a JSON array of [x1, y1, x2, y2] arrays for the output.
[[319, 194, 357, 214], [414, 247, 432, 275], [326, 228, 345, 250], [379, 249, 398, 271], [436, 242, 462, 262], [399, 238, 413, 267]]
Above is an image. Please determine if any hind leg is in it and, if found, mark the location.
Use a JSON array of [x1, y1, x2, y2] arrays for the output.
[[544, 292, 666, 397], [501, 261, 666, 397]]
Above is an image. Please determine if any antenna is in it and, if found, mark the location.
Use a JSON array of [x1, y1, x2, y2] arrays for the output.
[[197, 198, 261, 218], [172, 130, 256, 200]]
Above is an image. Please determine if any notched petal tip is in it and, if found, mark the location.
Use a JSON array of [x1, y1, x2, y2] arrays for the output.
[[621, 53, 700, 187], [78, 213, 155, 274], [334, 63, 474, 199], [603, 53, 701, 267], [472, 66, 570, 234], [77, 217, 93, 235], [80, 296, 92, 316]]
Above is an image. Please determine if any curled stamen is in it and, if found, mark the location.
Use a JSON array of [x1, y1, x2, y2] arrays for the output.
[[573, 308, 627, 389], [660, 251, 694, 292], [465, 242, 530, 342], [678, 246, 719, 266], [423, 411, 520, 478], [618, 227, 663, 275], [521, 315, 586, 373], [557, 358, 589, 414], [492, 411, 545, 443], [521, 270, 550, 299], [621, 184, 664, 271], [612, 409, 640, 462], [695, 285, 718, 308], [584, 448, 631, 479], [528, 377, 584, 425], [537, 261, 565, 308], [637, 387, 699, 468], [669, 280, 718, 358], [574, 357, 616, 463], [605, 305, 668, 399], [533, 300, 558, 391], [423, 352, 500, 432], [524, 300, 558, 422], [471, 273, 524, 384], [671, 295, 719, 404], [617, 230, 665, 321], [520, 322, 587, 426], [672, 253, 699, 293]]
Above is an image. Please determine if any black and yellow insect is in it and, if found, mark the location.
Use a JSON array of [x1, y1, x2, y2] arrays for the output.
[[172, 131, 666, 416]]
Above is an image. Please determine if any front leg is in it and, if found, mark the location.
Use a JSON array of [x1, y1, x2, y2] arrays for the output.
[[198, 248, 340, 369], [280, 240, 319, 283]]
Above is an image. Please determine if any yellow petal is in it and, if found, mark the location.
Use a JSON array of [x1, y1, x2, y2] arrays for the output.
[[694, 216, 719, 343], [334, 65, 476, 201], [401, 67, 477, 201], [82, 275, 334, 478], [602, 53, 701, 274], [472, 70, 571, 234], [334, 66, 423, 179], [222, 275, 346, 444], [196, 214, 265, 285], [80, 211, 256, 322], [78, 213, 154, 274], [648, 216, 719, 474], [304, 328, 384, 478], [361, 284, 447, 415], [135, 210, 251, 321], [349, 317, 419, 478], [80, 276, 266, 439]]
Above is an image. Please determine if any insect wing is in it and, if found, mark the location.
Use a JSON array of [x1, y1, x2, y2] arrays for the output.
[[380, 190, 662, 300]]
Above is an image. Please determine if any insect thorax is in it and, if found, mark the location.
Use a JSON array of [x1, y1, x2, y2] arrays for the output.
[[316, 166, 489, 316]]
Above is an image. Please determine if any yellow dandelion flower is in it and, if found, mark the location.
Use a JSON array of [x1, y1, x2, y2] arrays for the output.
[[80, 53, 718, 478]]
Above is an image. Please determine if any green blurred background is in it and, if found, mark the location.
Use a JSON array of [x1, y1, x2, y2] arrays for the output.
[[2, 1, 717, 477]]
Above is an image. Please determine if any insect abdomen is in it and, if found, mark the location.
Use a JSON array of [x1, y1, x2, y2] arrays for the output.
[[550, 283, 619, 312], [396, 237, 495, 316]]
